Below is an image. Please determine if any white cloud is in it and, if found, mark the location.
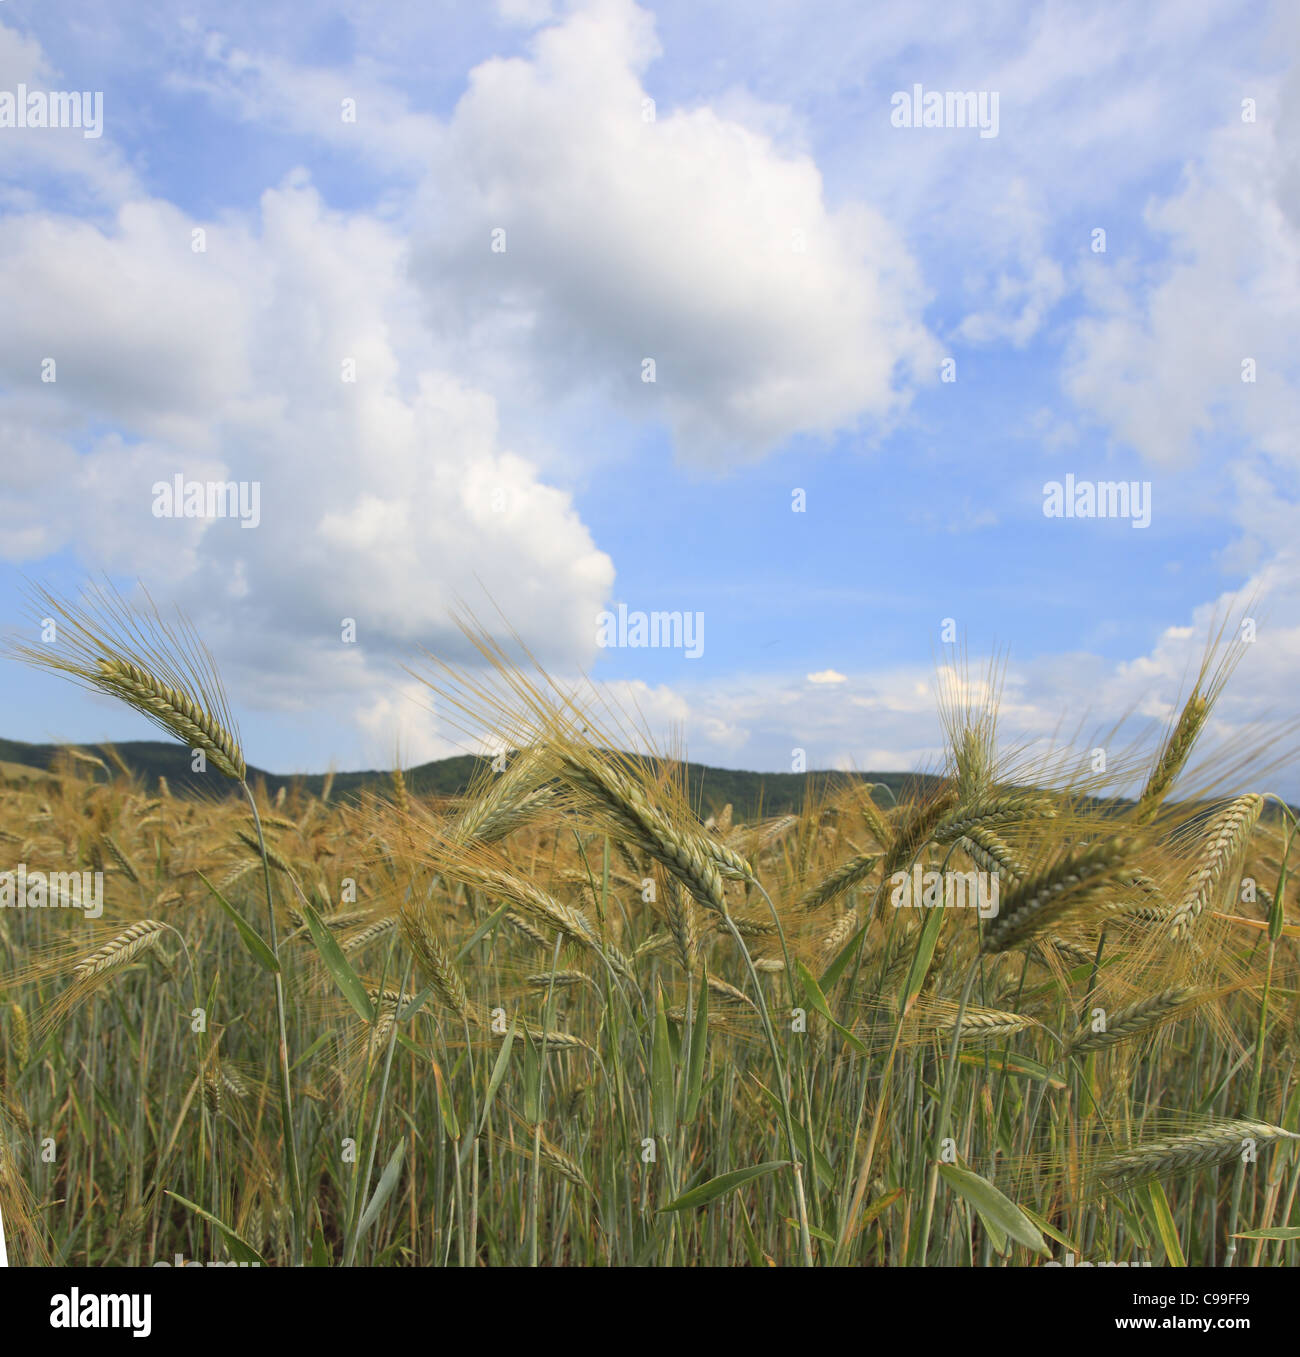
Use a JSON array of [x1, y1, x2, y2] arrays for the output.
[[409, 0, 939, 468], [1064, 87, 1300, 469], [161, 31, 441, 175], [485, 605, 1291, 793], [0, 172, 615, 720], [0, 201, 254, 439], [1056, 62, 1300, 778], [495, 0, 558, 26], [952, 182, 1066, 347], [0, 21, 139, 208], [355, 679, 461, 767]]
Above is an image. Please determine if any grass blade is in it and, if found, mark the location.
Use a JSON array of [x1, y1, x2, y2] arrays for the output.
[[660, 1160, 792, 1212], [195, 870, 279, 973]]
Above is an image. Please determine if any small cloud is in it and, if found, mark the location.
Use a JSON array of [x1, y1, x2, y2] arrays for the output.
[[496, 0, 556, 25], [806, 669, 848, 685]]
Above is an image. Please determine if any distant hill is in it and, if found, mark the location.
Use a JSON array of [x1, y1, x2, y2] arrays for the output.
[[0, 736, 938, 819]]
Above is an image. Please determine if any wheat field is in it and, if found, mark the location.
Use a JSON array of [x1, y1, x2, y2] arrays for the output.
[[0, 589, 1298, 1268]]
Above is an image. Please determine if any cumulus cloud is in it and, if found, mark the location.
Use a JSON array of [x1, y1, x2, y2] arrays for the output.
[[409, 0, 939, 468], [0, 201, 254, 438], [1064, 86, 1300, 470], [952, 183, 1066, 347], [355, 679, 460, 766], [0, 170, 614, 750]]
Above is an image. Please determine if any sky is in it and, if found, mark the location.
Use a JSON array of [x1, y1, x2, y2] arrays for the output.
[[0, 0, 1297, 792]]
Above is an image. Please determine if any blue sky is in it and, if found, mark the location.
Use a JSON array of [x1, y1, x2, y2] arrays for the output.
[[1, 0, 1297, 790]]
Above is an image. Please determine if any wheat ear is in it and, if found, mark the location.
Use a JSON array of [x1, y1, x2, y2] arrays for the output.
[[96, 659, 245, 781], [398, 902, 474, 1023], [982, 840, 1131, 953], [71, 920, 167, 980], [1096, 1119, 1299, 1190], [1135, 693, 1207, 822], [554, 750, 730, 915], [1068, 987, 1202, 1053], [662, 875, 700, 973], [798, 852, 879, 915], [931, 793, 1055, 844], [1167, 794, 1263, 941]]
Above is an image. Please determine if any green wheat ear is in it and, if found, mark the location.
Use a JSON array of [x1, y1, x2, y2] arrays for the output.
[[1094, 1120, 1300, 1192]]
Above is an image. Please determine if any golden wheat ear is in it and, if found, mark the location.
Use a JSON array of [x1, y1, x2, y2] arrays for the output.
[[1134, 691, 1208, 823], [8, 579, 245, 783], [1133, 613, 1253, 823]]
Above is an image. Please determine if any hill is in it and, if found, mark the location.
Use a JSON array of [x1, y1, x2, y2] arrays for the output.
[[0, 736, 937, 819]]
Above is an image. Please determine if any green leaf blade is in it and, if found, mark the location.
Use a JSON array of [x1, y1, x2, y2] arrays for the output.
[[937, 1163, 1048, 1257], [660, 1160, 791, 1213], [195, 870, 279, 973], [300, 899, 374, 1023]]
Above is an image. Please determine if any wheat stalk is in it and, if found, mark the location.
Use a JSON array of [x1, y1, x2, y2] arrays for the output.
[[391, 766, 410, 816], [924, 1001, 1039, 1041], [820, 907, 859, 963], [706, 974, 759, 1012], [341, 916, 398, 954], [450, 859, 631, 979], [6, 1004, 28, 1068], [662, 875, 699, 972], [504, 910, 553, 949], [525, 969, 598, 993], [551, 748, 730, 915], [398, 902, 474, 1023], [446, 750, 555, 845], [852, 787, 896, 850], [958, 826, 1026, 882], [237, 830, 294, 876], [880, 787, 959, 880], [1135, 693, 1207, 822]]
